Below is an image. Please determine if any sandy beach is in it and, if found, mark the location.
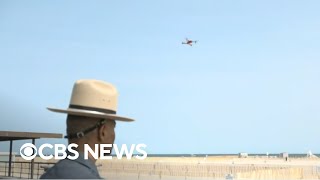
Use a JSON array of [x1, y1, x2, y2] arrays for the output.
[[1, 155, 319, 179], [96, 156, 320, 180]]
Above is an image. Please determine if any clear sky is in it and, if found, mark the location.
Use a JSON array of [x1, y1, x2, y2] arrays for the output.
[[0, 0, 319, 154]]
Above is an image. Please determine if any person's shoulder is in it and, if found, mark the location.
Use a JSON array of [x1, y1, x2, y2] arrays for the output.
[[40, 159, 100, 179]]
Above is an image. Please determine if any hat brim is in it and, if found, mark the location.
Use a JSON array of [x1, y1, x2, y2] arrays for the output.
[[47, 107, 134, 122]]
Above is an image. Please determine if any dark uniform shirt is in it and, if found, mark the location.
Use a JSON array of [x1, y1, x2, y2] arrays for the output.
[[40, 151, 101, 179]]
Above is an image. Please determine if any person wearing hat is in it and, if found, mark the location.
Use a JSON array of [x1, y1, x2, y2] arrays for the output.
[[40, 79, 134, 179]]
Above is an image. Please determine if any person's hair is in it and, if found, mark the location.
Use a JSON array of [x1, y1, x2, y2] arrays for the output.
[[66, 115, 100, 136]]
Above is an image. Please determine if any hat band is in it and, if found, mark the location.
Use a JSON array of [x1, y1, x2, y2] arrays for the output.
[[69, 104, 116, 114]]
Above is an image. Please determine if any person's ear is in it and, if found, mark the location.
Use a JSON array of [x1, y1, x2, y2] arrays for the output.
[[97, 124, 106, 142]]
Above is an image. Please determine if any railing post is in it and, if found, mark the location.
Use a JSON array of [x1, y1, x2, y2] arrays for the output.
[[20, 162, 22, 178], [30, 138, 35, 179], [8, 140, 13, 177], [37, 162, 40, 179], [4, 161, 7, 176]]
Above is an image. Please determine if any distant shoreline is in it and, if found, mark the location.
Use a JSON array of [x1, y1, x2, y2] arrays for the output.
[[144, 153, 320, 157]]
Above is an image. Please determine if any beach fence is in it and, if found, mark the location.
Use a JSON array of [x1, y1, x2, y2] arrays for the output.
[[98, 161, 320, 180]]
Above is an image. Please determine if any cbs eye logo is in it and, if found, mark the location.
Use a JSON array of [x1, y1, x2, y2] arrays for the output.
[[20, 143, 37, 160]]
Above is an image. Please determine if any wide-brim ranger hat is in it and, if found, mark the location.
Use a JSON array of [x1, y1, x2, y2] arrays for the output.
[[47, 79, 134, 122]]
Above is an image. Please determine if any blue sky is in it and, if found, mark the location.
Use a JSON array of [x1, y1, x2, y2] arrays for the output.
[[0, 0, 319, 154]]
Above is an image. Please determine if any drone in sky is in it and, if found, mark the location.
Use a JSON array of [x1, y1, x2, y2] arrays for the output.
[[182, 38, 198, 46]]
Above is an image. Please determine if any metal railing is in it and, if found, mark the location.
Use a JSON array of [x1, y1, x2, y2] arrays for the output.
[[0, 161, 55, 179]]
